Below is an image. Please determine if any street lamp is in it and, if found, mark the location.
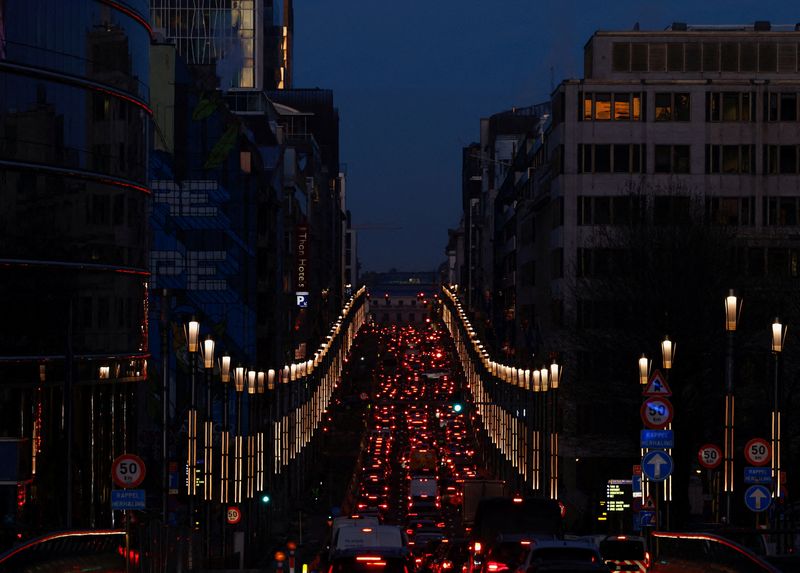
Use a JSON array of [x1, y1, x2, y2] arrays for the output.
[[186, 319, 200, 499], [234, 365, 245, 503], [539, 366, 550, 498], [638, 354, 651, 386], [218, 353, 231, 562], [770, 317, 787, 501], [201, 335, 215, 563], [202, 336, 215, 503], [246, 370, 257, 500], [219, 353, 231, 504], [549, 361, 562, 500], [723, 290, 741, 523], [660, 336, 675, 528]]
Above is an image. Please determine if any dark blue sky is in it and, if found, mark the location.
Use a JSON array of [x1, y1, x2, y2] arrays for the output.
[[293, 1, 799, 273]]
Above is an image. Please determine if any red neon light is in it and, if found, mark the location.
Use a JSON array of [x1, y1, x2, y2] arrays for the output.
[[98, 0, 153, 38]]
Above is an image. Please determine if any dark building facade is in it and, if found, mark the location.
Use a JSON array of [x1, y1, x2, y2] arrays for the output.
[[0, 0, 151, 538]]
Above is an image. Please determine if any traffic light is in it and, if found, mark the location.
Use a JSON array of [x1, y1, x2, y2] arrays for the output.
[[449, 390, 464, 414], [261, 494, 271, 504]]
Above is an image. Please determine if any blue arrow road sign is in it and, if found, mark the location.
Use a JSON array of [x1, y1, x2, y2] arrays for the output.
[[111, 489, 145, 510], [639, 510, 657, 527], [744, 485, 772, 512], [632, 475, 642, 493], [642, 450, 673, 482], [744, 467, 773, 484], [640, 429, 674, 448]]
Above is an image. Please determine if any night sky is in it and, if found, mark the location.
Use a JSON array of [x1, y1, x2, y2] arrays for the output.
[[294, 1, 800, 273]]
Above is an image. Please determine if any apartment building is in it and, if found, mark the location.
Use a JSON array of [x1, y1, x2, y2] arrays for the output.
[[474, 22, 800, 525]]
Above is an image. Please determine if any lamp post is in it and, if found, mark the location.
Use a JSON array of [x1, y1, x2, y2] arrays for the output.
[[770, 318, 787, 507], [661, 336, 675, 530], [201, 335, 215, 562], [247, 370, 257, 501], [218, 353, 231, 561], [185, 318, 200, 570], [532, 368, 541, 494], [723, 290, 741, 524], [638, 355, 652, 501], [234, 365, 245, 504], [540, 366, 550, 498], [549, 360, 562, 500]]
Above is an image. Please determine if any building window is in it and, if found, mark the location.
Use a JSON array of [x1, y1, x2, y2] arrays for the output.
[[705, 197, 755, 226], [767, 92, 799, 122], [580, 92, 643, 121], [576, 195, 642, 226], [706, 92, 754, 122], [579, 144, 645, 173], [653, 196, 692, 226], [655, 93, 690, 122], [764, 197, 800, 226], [655, 145, 690, 174], [551, 248, 563, 279], [705, 145, 753, 174]]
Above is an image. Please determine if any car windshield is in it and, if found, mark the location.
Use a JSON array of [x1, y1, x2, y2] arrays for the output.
[[599, 540, 645, 560]]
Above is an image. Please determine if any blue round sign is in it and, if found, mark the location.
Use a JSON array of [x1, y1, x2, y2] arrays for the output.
[[641, 450, 673, 482], [744, 485, 772, 513]]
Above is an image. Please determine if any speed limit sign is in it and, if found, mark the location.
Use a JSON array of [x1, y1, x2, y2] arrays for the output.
[[697, 443, 723, 469], [744, 438, 771, 467], [640, 397, 674, 429], [226, 506, 242, 525], [112, 454, 146, 488]]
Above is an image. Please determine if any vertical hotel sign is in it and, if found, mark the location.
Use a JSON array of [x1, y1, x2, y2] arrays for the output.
[[295, 224, 309, 307]]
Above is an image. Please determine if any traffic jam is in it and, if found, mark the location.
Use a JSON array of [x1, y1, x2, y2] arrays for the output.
[[326, 322, 478, 572], [323, 321, 658, 573]]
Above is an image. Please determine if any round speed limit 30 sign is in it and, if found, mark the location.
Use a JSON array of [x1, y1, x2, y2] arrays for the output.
[[112, 454, 146, 488], [697, 443, 723, 469], [640, 397, 674, 429], [744, 438, 771, 467]]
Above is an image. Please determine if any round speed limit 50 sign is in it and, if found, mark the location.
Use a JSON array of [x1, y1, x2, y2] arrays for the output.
[[640, 397, 674, 429], [744, 438, 771, 467], [112, 454, 147, 488], [697, 443, 723, 469]]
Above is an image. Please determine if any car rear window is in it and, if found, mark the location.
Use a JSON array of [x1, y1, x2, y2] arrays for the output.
[[599, 540, 646, 560], [532, 547, 598, 562]]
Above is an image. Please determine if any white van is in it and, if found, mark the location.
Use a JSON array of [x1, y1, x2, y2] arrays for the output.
[[331, 524, 408, 555]]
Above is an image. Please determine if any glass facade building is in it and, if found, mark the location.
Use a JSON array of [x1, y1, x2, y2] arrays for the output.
[[0, 0, 150, 535]]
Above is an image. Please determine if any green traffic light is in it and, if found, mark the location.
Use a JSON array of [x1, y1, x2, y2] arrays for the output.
[[262, 494, 271, 504], [453, 403, 463, 413]]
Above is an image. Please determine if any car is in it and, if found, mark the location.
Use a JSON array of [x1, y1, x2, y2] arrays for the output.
[[649, 531, 780, 572], [598, 535, 650, 572], [327, 547, 417, 572], [517, 539, 608, 573]]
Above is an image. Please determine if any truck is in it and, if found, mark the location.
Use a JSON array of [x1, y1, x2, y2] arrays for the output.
[[461, 479, 508, 528], [409, 449, 437, 472]]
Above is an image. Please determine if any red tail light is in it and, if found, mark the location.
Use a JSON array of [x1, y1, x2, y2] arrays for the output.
[[486, 562, 509, 572], [645, 551, 651, 569]]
